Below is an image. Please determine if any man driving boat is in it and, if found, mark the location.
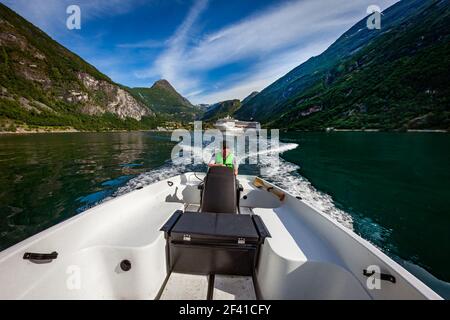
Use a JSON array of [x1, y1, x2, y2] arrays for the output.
[[208, 141, 238, 176]]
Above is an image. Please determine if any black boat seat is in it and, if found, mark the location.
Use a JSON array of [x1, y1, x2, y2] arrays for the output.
[[200, 166, 238, 214]]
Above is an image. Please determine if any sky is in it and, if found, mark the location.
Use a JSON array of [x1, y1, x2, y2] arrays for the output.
[[0, 0, 398, 104]]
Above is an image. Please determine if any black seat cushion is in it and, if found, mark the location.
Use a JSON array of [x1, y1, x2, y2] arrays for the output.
[[171, 212, 259, 241], [201, 166, 237, 214]]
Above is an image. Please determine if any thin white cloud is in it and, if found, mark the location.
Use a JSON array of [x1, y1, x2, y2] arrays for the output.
[[138, 0, 209, 91], [185, 89, 205, 98], [138, 0, 398, 104], [186, 0, 356, 70], [196, 39, 334, 104]]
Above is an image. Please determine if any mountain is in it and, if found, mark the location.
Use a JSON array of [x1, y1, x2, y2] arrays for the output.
[[202, 99, 241, 122], [131, 80, 202, 122], [0, 3, 157, 132], [236, 0, 450, 130], [196, 104, 210, 111], [242, 91, 259, 105]]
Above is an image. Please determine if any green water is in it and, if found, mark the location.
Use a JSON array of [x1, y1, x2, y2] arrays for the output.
[[0, 132, 175, 251], [281, 132, 450, 298], [0, 131, 449, 298]]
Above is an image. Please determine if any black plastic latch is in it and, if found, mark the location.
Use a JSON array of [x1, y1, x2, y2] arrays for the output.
[[363, 269, 396, 283]]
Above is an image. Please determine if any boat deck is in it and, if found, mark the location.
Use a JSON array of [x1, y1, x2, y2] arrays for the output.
[[159, 273, 257, 300]]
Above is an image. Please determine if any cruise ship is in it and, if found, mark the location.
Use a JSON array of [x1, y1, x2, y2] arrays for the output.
[[214, 117, 261, 134]]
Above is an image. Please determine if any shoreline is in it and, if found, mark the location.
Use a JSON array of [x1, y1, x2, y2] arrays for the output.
[[332, 129, 447, 133], [406, 129, 448, 133], [0, 128, 448, 135], [0, 128, 169, 135], [333, 129, 381, 132], [0, 129, 79, 135]]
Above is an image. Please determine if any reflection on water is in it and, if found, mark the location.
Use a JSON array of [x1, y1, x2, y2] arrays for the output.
[[0, 132, 175, 251]]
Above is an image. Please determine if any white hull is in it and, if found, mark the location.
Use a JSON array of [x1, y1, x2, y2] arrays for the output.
[[214, 126, 246, 135], [0, 173, 442, 300]]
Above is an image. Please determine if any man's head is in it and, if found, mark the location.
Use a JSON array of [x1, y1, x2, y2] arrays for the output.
[[222, 141, 230, 155]]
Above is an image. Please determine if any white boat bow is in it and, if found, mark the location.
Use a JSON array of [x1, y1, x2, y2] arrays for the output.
[[0, 172, 442, 300]]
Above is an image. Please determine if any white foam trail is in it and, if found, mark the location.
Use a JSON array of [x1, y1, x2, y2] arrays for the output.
[[236, 142, 300, 163], [255, 143, 354, 229], [114, 161, 187, 197], [113, 138, 354, 229], [114, 141, 208, 196]]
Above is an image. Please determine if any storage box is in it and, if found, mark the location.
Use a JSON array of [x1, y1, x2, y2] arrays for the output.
[[161, 211, 270, 276]]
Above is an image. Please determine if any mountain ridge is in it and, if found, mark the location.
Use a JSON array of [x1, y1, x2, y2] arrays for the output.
[[202, 99, 241, 122], [236, 0, 449, 130], [0, 3, 158, 132], [131, 79, 202, 122], [242, 91, 259, 105]]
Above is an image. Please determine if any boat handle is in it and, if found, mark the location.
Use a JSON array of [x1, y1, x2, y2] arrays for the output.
[[363, 269, 396, 283], [23, 251, 58, 261], [167, 181, 174, 187]]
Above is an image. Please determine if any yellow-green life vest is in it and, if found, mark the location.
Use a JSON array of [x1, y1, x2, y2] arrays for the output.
[[216, 151, 234, 169]]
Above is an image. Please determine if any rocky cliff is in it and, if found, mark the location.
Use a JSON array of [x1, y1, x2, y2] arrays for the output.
[[0, 3, 154, 132]]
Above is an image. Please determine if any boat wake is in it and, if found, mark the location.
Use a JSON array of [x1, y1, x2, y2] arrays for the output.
[[113, 140, 354, 230], [254, 143, 354, 229]]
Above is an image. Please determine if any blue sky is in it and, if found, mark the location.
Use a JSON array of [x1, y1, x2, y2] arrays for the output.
[[1, 0, 397, 104]]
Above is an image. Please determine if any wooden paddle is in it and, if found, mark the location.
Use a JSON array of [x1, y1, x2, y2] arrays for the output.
[[253, 177, 286, 201]]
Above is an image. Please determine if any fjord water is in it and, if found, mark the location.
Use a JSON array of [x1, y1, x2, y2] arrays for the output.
[[0, 131, 449, 298], [281, 132, 450, 298], [0, 132, 176, 251]]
